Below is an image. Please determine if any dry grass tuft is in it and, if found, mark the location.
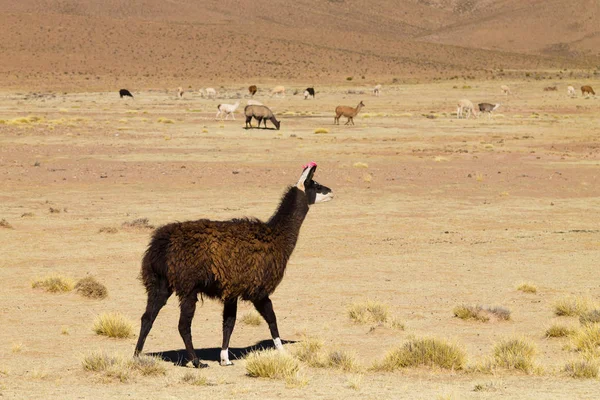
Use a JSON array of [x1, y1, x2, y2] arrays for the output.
[[121, 218, 154, 230], [487, 306, 512, 321], [292, 336, 325, 367], [32, 275, 75, 293], [240, 311, 262, 326], [326, 349, 360, 372], [12, 343, 23, 353], [352, 162, 369, 169], [570, 324, 600, 353], [181, 371, 209, 386], [157, 117, 175, 124], [493, 337, 537, 373], [517, 283, 537, 294], [21, 212, 34, 218], [554, 296, 597, 317], [61, 326, 70, 335], [0, 219, 14, 229], [473, 380, 502, 392], [98, 227, 118, 234], [348, 300, 390, 325], [376, 337, 466, 371], [82, 352, 165, 382], [346, 374, 363, 390], [545, 324, 575, 338], [245, 349, 302, 382], [314, 127, 330, 134], [579, 310, 600, 325], [93, 312, 134, 338], [48, 207, 61, 213], [563, 359, 599, 379], [75, 276, 108, 299], [453, 305, 489, 322]]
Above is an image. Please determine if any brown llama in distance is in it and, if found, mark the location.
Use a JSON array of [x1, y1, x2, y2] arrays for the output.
[[334, 101, 365, 125], [248, 85, 257, 96], [581, 85, 595, 97], [133, 163, 333, 368]]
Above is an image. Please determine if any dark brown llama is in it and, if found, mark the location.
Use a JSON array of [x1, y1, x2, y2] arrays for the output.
[[248, 85, 257, 96], [134, 163, 333, 368]]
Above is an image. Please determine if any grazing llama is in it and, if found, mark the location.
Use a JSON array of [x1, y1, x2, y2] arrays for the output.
[[478, 103, 500, 119], [500, 85, 511, 95], [567, 86, 576, 97], [373, 84, 382, 96], [134, 163, 333, 368], [581, 85, 595, 97], [457, 99, 477, 119]]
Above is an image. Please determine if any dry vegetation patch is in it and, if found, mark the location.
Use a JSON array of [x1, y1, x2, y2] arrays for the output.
[[517, 283, 537, 294], [347, 300, 404, 329], [82, 352, 165, 382], [375, 337, 466, 371], [98, 227, 118, 234], [245, 349, 302, 383], [75, 276, 108, 299], [31, 275, 75, 293], [563, 359, 599, 379], [453, 305, 511, 322], [292, 336, 325, 367], [579, 310, 600, 325], [121, 218, 155, 231], [570, 324, 600, 353], [326, 349, 360, 372], [180, 371, 209, 386], [240, 311, 262, 326], [545, 324, 575, 338], [554, 296, 597, 317], [0, 219, 14, 229], [493, 337, 537, 373], [92, 312, 134, 338]]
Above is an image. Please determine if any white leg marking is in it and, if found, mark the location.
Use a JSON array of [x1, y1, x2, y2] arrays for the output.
[[220, 349, 232, 366], [273, 337, 284, 351]]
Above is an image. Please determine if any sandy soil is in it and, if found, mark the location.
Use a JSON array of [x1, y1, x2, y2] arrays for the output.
[[1, 81, 599, 399]]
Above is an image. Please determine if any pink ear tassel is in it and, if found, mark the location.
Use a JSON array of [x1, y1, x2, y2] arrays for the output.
[[302, 161, 317, 169]]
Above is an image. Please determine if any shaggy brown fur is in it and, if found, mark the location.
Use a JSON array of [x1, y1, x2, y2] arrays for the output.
[[248, 85, 257, 96], [134, 165, 331, 368]]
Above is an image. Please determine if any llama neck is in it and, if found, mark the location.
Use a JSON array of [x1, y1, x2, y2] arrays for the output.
[[267, 187, 309, 256]]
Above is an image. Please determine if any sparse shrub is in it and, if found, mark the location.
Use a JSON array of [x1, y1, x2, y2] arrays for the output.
[[240, 311, 262, 326], [82, 351, 120, 372], [75, 276, 108, 299], [130, 355, 167, 376], [493, 337, 537, 373], [453, 305, 489, 322], [554, 296, 596, 317], [32, 275, 75, 293], [376, 337, 466, 371], [21, 212, 34, 218], [93, 312, 133, 338], [292, 336, 325, 367], [346, 374, 363, 390], [181, 371, 208, 386], [121, 218, 154, 230], [487, 306, 511, 321], [348, 300, 389, 324], [517, 283, 537, 293], [314, 127, 330, 134], [12, 343, 23, 353], [353, 162, 369, 169], [48, 207, 61, 213], [473, 381, 501, 392], [346, 77, 353, 81], [563, 359, 599, 379], [157, 117, 175, 124], [245, 349, 301, 381], [61, 326, 70, 335], [580, 310, 600, 325], [570, 324, 600, 353], [326, 349, 359, 372], [387, 317, 405, 330], [545, 324, 575, 338], [98, 227, 118, 234], [0, 219, 13, 229]]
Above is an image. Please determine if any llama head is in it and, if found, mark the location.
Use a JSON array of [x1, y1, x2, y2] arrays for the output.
[[358, 101, 365, 108], [493, 104, 501, 111], [296, 162, 333, 204], [273, 119, 281, 130]]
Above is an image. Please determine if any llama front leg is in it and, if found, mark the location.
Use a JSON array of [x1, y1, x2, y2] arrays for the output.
[[178, 294, 207, 368], [253, 297, 283, 351], [220, 299, 238, 366], [134, 283, 172, 357]]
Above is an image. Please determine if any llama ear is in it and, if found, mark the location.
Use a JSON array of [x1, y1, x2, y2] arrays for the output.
[[296, 162, 317, 191]]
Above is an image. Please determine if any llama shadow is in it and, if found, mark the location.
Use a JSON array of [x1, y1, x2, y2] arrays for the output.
[[147, 339, 297, 366], [243, 126, 278, 130]]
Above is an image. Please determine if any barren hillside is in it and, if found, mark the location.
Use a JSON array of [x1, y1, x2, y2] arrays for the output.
[[0, 0, 598, 89]]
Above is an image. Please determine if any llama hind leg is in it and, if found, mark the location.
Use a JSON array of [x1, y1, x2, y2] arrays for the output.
[[134, 282, 172, 357], [253, 297, 283, 351], [220, 299, 238, 366], [178, 294, 206, 368]]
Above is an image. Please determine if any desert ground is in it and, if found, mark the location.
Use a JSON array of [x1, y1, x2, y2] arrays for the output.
[[0, 80, 599, 399]]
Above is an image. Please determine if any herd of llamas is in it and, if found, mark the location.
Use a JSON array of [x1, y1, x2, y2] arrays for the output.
[[119, 80, 597, 369]]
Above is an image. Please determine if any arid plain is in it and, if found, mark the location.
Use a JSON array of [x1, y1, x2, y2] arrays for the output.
[[1, 80, 599, 399]]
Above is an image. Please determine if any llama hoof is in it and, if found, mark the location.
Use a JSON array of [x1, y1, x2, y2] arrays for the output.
[[192, 359, 209, 369], [220, 360, 234, 366]]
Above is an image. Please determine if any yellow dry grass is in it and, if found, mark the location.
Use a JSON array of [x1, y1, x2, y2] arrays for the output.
[[92, 312, 134, 339], [375, 337, 466, 371], [31, 275, 75, 293]]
